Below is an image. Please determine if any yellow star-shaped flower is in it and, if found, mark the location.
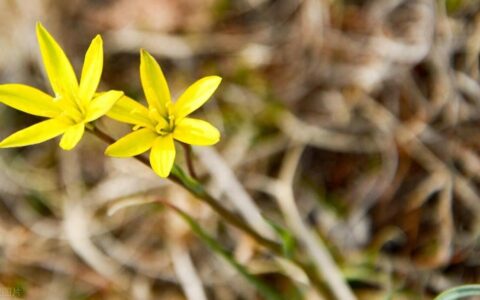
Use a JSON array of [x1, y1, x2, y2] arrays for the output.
[[105, 49, 221, 178], [0, 23, 123, 150]]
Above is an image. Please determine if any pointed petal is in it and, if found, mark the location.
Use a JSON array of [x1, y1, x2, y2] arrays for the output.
[[0, 118, 70, 148], [173, 118, 220, 146], [79, 35, 103, 105], [140, 49, 171, 116], [0, 84, 60, 118], [59, 123, 85, 150], [173, 76, 221, 120], [36, 22, 78, 98], [85, 90, 123, 122], [150, 135, 175, 178], [105, 128, 157, 157], [106, 95, 154, 129]]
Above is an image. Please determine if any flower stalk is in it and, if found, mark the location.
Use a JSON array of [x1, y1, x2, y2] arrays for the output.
[[180, 143, 198, 179], [88, 124, 329, 295], [88, 124, 280, 251], [0, 23, 336, 297]]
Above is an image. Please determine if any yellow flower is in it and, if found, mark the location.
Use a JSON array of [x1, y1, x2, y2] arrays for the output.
[[0, 23, 123, 150], [105, 49, 221, 178]]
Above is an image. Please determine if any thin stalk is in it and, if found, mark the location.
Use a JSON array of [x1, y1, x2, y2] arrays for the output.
[[180, 143, 198, 179], [87, 125, 327, 295], [164, 201, 286, 300], [88, 125, 280, 251]]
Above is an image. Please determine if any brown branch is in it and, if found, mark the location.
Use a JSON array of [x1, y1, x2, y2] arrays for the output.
[[181, 142, 197, 179]]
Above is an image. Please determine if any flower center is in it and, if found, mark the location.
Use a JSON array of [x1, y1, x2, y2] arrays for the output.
[[56, 95, 86, 124], [147, 102, 177, 136], [155, 114, 175, 136]]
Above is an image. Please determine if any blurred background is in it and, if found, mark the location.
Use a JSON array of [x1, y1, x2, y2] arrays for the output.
[[0, 0, 480, 299]]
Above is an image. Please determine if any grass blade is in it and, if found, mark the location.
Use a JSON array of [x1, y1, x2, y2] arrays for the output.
[[165, 202, 286, 300], [435, 285, 480, 300]]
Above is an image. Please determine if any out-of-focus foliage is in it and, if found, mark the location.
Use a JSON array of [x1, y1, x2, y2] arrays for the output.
[[434, 284, 480, 300], [1, 0, 480, 299]]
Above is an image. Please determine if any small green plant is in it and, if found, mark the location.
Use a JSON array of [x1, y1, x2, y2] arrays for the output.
[[0, 22, 326, 299], [435, 284, 480, 300]]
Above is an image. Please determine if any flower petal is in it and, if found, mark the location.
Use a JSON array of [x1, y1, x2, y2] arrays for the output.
[[150, 135, 175, 178], [173, 118, 220, 146], [105, 128, 157, 157], [85, 90, 124, 122], [0, 84, 60, 118], [79, 35, 103, 105], [0, 118, 71, 148], [140, 49, 171, 116], [36, 22, 78, 98], [106, 95, 154, 129], [173, 76, 221, 120], [59, 123, 85, 150]]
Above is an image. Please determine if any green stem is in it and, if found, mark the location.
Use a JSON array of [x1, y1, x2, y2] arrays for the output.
[[169, 164, 329, 296], [87, 125, 328, 296], [165, 201, 286, 300], [88, 125, 280, 251], [170, 164, 283, 252]]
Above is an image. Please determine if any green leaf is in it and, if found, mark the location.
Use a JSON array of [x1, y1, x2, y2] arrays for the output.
[[435, 285, 480, 300], [445, 0, 463, 13], [265, 218, 296, 258], [170, 164, 205, 195], [25, 191, 54, 217], [167, 203, 286, 300]]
